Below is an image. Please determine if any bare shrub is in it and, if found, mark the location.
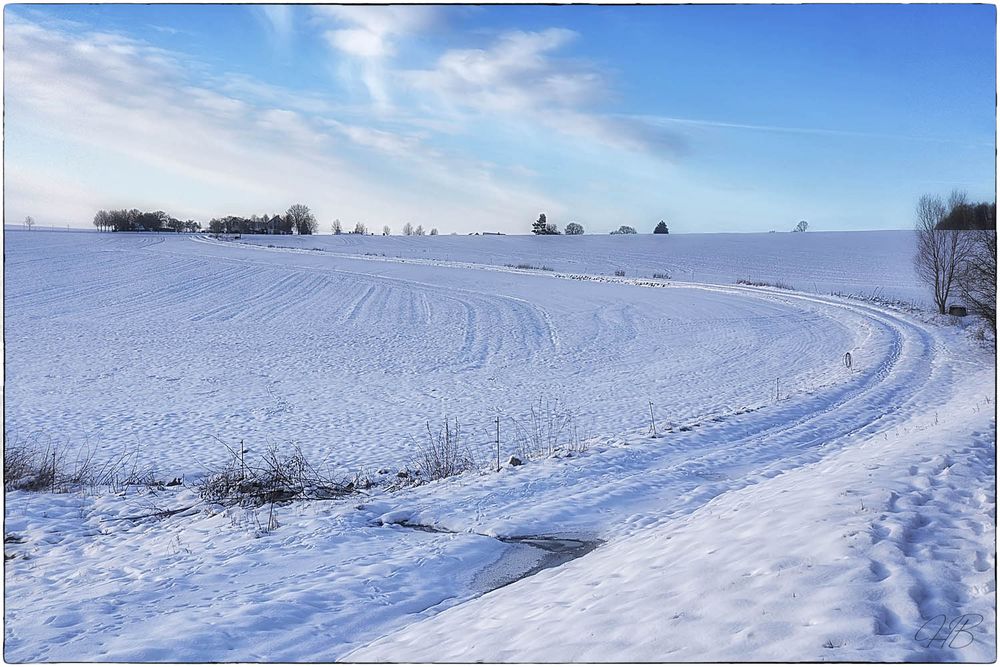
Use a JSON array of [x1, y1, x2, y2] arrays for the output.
[[507, 263, 554, 271], [412, 419, 475, 481], [830, 290, 921, 314], [508, 398, 576, 460], [736, 279, 794, 290], [199, 441, 352, 506], [614, 270, 626, 277], [4, 434, 153, 493], [4, 435, 58, 491]]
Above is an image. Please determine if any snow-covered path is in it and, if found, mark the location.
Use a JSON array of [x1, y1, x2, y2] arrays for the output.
[[352, 382, 995, 662], [3, 230, 994, 662]]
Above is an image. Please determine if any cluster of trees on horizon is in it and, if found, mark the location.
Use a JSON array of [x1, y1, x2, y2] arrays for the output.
[[91, 204, 319, 235], [532, 214, 671, 236], [92, 209, 202, 233], [935, 200, 995, 231], [90, 205, 451, 237]]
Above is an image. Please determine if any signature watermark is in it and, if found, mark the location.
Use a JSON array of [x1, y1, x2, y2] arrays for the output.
[[914, 614, 984, 649]]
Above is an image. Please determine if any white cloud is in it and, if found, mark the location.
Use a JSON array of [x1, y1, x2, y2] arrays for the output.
[[402, 28, 688, 159], [326, 27, 389, 58], [408, 29, 592, 113], [3, 15, 564, 232], [313, 6, 443, 108], [323, 119, 424, 156], [257, 6, 293, 46], [314, 5, 439, 51]]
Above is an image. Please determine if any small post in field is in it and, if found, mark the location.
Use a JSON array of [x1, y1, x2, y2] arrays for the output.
[[495, 417, 501, 472], [775, 377, 780, 402], [648, 401, 658, 437]]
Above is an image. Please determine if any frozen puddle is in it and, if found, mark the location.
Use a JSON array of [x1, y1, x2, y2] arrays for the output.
[[475, 536, 601, 592], [385, 521, 600, 594]]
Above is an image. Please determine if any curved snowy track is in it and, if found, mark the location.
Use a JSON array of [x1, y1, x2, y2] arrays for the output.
[[359, 278, 945, 541]]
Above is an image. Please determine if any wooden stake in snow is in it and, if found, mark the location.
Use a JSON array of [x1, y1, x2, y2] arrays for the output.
[[648, 401, 658, 437]]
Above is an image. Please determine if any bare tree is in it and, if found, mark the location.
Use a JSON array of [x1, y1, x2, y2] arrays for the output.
[[915, 192, 975, 314], [959, 228, 997, 332], [24, 216, 35, 231], [353, 222, 367, 235], [93, 210, 109, 232], [793, 220, 808, 232], [402, 222, 414, 236], [429, 227, 439, 236], [331, 219, 342, 235], [286, 204, 317, 235], [382, 225, 391, 236], [414, 224, 425, 236]]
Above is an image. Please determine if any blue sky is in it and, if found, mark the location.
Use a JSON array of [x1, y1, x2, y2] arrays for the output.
[[4, 4, 995, 234]]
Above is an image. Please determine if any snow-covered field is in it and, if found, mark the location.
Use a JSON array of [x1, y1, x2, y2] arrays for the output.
[[238, 228, 929, 305], [4, 229, 995, 662]]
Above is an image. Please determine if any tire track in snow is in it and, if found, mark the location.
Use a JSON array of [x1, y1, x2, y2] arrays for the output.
[[375, 283, 940, 545], [340, 284, 378, 325], [185, 235, 563, 360]]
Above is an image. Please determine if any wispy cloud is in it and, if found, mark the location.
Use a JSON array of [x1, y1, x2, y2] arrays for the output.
[[631, 114, 994, 148], [4, 13, 564, 230], [315, 5, 440, 58], [401, 28, 688, 159], [256, 6, 294, 48], [313, 6, 443, 109], [405, 28, 595, 112]]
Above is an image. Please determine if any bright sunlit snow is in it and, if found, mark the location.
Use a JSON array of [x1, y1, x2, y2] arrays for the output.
[[4, 229, 995, 662]]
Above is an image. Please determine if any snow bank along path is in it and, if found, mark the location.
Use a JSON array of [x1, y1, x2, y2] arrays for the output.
[[3, 230, 994, 662]]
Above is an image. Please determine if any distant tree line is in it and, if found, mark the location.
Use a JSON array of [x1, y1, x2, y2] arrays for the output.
[[208, 204, 317, 235], [93, 204, 319, 235], [936, 201, 995, 231], [93, 209, 201, 233], [208, 214, 283, 235]]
